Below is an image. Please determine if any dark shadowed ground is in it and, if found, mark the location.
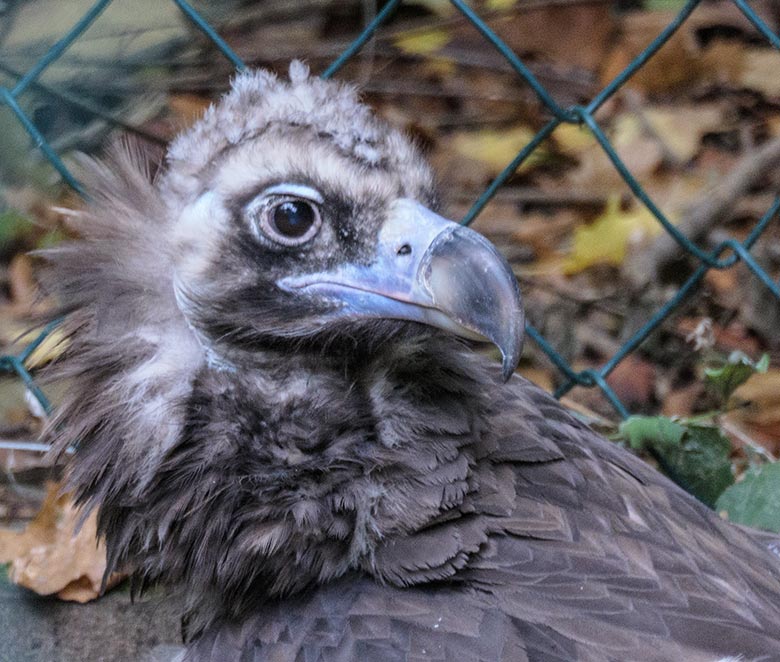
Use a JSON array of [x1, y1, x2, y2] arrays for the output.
[[0, 576, 183, 662]]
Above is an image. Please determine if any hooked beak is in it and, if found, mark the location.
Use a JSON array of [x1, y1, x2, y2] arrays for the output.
[[279, 199, 524, 380]]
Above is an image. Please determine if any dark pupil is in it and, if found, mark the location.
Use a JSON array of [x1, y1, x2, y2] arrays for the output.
[[273, 201, 314, 238]]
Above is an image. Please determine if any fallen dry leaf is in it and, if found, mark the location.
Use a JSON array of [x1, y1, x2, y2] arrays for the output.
[[611, 114, 665, 176], [0, 482, 122, 603], [449, 125, 543, 176], [489, 1, 614, 72], [554, 123, 597, 156], [563, 196, 661, 274], [394, 27, 452, 55], [731, 370, 780, 427], [601, 2, 777, 95], [662, 382, 705, 418], [600, 10, 701, 96], [605, 354, 657, 410], [643, 106, 723, 164], [725, 370, 780, 455], [740, 48, 780, 98], [704, 267, 740, 300], [486, 0, 516, 9], [404, 0, 456, 17]]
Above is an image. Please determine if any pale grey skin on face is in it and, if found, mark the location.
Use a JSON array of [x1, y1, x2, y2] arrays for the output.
[[41, 63, 780, 662]]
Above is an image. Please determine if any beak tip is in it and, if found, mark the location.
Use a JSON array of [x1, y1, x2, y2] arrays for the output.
[[499, 339, 522, 382], [501, 363, 514, 382], [496, 308, 524, 381], [500, 354, 516, 382]]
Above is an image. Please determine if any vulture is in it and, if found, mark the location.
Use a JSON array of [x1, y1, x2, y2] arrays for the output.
[[41, 62, 780, 662]]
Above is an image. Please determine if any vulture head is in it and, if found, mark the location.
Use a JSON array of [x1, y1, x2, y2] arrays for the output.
[[166, 62, 522, 378], [42, 62, 780, 661]]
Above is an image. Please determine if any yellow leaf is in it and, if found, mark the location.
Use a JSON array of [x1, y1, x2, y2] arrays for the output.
[[420, 58, 456, 78], [394, 28, 451, 55], [612, 114, 644, 149], [486, 0, 517, 9], [644, 106, 722, 163], [742, 49, 780, 98], [554, 123, 597, 155], [450, 125, 542, 174], [563, 196, 661, 274]]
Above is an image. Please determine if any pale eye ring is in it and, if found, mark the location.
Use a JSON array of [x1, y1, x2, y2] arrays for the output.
[[251, 195, 323, 247]]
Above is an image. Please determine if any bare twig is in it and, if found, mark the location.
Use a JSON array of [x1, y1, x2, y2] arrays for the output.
[[628, 135, 780, 286]]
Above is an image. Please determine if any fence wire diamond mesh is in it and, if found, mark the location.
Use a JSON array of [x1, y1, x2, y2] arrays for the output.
[[1, 0, 779, 446]]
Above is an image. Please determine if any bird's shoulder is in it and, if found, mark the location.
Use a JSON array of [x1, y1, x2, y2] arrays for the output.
[[367, 373, 780, 661]]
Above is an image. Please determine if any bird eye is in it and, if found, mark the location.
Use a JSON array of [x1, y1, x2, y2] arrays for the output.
[[252, 196, 322, 247], [272, 201, 317, 239]]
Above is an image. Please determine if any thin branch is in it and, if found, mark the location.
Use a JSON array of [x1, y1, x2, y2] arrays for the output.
[[628, 135, 780, 286]]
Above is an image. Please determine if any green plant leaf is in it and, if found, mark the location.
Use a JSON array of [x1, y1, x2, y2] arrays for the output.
[[705, 351, 769, 405], [716, 463, 780, 533], [619, 415, 685, 451], [672, 424, 735, 507], [618, 416, 734, 507]]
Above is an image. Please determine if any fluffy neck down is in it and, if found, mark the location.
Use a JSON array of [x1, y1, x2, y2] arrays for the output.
[[56, 318, 493, 625]]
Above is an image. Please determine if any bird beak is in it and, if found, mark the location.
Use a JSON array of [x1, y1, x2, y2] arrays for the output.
[[279, 199, 524, 379]]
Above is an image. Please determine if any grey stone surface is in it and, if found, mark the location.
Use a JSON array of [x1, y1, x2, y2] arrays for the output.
[[0, 577, 184, 662]]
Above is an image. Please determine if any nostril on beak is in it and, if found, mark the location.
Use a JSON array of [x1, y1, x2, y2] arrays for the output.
[[397, 243, 412, 256]]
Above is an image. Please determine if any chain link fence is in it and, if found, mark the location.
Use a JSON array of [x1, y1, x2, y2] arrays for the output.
[[1, 0, 779, 440]]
